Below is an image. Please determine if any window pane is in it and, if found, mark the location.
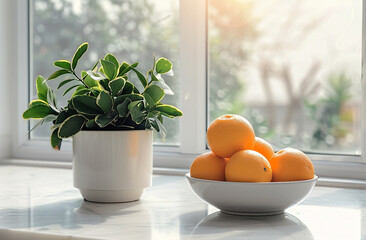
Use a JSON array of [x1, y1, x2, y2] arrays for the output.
[[208, 0, 361, 155], [30, 0, 180, 145]]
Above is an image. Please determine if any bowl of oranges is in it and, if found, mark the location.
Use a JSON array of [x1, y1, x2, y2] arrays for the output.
[[186, 114, 318, 216]]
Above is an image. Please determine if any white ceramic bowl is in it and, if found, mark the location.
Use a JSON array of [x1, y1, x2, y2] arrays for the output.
[[186, 173, 318, 216]]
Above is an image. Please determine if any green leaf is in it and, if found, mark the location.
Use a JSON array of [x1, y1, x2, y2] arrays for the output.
[[131, 68, 147, 87], [96, 91, 113, 113], [144, 93, 155, 109], [23, 105, 54, 119], [150, 119, 159, 132], [83, 74, 99, 88], [63, 84, 82, 96], [154, 104, 183, 117], [158, 114, 163, 124], [36, 76, 49, 102], [57, 79, 77, 89], [58, 114, 86, 139], [55, 110, 67, 124], [98, 79, 111, 92], [128, 100, 143, 111], [95, 115, 114, 128], [104, 54, 119, 73], [118, 62, 138, 77], [71, 42, 88, 70], [114, 93, 143, 106], [53, 60, 71, 70], [86, 119, 98, 128], [72, 95, 103, 115], [72, 88, 90, 97], [129, 102, 145, 124], [100, 59, 116, 80], [109, 78, 126, 96], [47, 89, 57, 107], [90, 86, 102, 96], [51, 128, 62, 150], [121, 81, 134, 94], [47, 69, 71, 80], [143, 85, 164, 104], [156, 57, 172, 74], [29, 99, 48, 108], [117, 98, 132, 117]]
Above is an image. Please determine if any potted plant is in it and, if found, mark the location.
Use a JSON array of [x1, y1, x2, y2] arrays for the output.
[[23, 43, 182, 202]]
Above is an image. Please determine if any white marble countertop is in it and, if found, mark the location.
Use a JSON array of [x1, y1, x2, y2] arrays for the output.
[[0, 165, 365, 240]]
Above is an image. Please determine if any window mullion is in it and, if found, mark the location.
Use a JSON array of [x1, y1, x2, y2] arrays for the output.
[[179, 0, 207, 154]]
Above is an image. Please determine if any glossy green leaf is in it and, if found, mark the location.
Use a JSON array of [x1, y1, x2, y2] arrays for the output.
[[118, 62, 138, 77], [71, 42, 88, 70], [51, 128, 62, 150], [57, 79, 77, 89], [150, 119, 159, 132], [129, 102, 145, 124], [23, 105, 54, 119], [143, 85, 164, 104], [98, 79, 111, 92], [131, 68, 147, 87], [58, 114, 86, 139], [83, 74, 99, 88], [104, 54, 119, 73], [144, 93, 155, 109], [36, 76, 49, 102], [53, 60, 71, 70], [100, 59, 116, 80], [121, 81, 134, 94], [55, 110, 67, 124], [95, 115, 114, 128], [96, 91, 113, 113], [154, 104, 183, 117], [109, 78, 126, 96], [72, 95, 103, 115], [117, 98, 132, 117], [29, 99, 48, 108], [114, 93, 143, 106], [156, 57, 172, 74], [85, 119, 98, 128], [47, 89, 57, 107], [47, 69, 71, 80]]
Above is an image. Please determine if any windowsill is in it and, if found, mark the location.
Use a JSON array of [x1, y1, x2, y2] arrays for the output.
[[2, 158, 366, 189], [0, 164, 365, 240]]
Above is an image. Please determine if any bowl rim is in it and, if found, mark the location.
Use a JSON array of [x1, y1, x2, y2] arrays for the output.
[[185, 173, 318, 184]]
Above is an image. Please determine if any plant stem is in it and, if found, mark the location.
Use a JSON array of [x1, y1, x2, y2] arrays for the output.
[[72, 71, 88, 88]]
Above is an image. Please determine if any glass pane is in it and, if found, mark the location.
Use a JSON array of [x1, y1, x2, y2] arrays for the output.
[[30, 0, 180, 145], [208, 0, 361, 155]]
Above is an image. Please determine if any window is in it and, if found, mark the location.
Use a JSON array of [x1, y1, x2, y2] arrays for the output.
[[14, 0, 366, 178], [30, 0, 180, 145], [209, 0, 362, 156]]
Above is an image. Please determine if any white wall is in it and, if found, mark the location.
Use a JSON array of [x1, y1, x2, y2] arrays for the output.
[[0, 1, 18, 159]]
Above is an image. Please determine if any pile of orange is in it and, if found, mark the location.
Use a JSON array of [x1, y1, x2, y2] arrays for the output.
[[190, 114, 314, 182]]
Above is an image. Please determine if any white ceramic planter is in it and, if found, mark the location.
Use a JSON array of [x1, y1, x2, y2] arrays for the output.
[[73, 130, 153, 203]]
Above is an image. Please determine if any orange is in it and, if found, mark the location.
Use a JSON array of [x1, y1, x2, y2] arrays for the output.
[[269, 148, 314, 182], [251, 137, 274, 161], [225, 150, 272, 182], [207, 114, 255, 158], [190, 152, 227, 181]]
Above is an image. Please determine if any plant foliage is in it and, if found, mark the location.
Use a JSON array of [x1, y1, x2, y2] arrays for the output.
[[23, 42, 183, 150]]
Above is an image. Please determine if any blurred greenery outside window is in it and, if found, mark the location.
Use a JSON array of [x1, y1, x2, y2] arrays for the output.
[[31, 0, 362, 155], [30, 0, 180, 145], [208, 0, 361, 155]]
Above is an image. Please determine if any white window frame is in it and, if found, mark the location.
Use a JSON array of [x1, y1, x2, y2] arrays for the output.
[[10, 0, 366, 180]]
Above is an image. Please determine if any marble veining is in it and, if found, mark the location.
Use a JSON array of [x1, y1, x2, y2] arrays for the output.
[[0, 165, 365, 240]]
